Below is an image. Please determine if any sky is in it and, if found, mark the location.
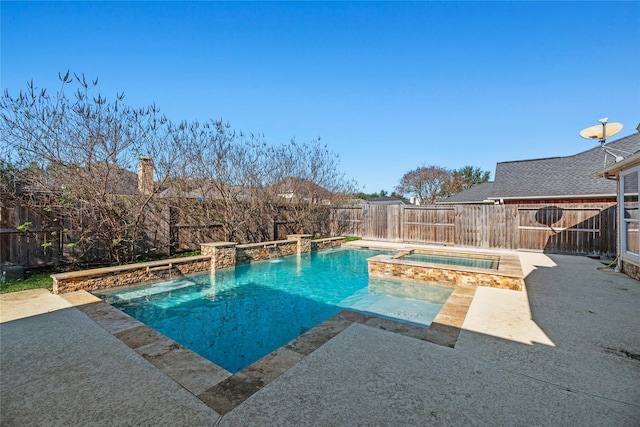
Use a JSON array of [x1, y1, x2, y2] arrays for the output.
[[2, 1, 639, 194]]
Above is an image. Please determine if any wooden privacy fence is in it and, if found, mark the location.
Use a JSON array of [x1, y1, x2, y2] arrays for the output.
[[0, 204, 68, 269], [1, 199, 617, 268], [331, 203, 616, 256], [0, 200, 226, 268], [0, 196, 326, 268]]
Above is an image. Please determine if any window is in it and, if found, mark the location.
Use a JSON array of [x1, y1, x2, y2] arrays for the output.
[[622, 170, 639, 255]]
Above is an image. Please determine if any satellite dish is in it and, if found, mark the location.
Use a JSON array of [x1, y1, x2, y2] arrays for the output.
[[580, 118, 625, 164], [579, 122, 623, 141]]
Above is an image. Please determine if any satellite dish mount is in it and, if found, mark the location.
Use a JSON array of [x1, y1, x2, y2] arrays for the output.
[[579, 118, 624, 165]]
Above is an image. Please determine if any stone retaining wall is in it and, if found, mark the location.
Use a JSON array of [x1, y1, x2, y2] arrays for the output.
[[236, 240, 299, 264], [51, 255, 212, 294], [286, 234, 312, 254], [204, 235, 314, 267], [311, 237, 346, 251]]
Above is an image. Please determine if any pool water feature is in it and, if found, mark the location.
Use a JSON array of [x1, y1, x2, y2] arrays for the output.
[[96, 249, 453, 374]]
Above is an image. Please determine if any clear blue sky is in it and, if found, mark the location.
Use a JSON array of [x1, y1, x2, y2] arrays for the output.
[[2, 1, 639, 194]]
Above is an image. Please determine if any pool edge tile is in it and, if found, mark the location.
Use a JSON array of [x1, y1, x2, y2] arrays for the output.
[[284, 316, 352, 356], [238, 347, 305, 385], [75, 301, 144, 334], [114, 324, 166, 349], [198, 375, 264, 415], [147, 347, 232, 396]]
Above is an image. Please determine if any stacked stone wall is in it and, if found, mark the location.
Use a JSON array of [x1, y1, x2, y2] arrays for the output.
[[287, 234, 312, 254], [368, 255, 523, 291], [236, 240, 298, 264], [201, 242, 237, 270], [622, 261, 640, 281], [311, 237, 345, 251], [52, 256, 212, 294]]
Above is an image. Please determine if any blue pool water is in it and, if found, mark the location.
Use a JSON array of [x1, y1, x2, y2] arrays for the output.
[[401, 253, 498, 270], [96, 249, 453, 373]]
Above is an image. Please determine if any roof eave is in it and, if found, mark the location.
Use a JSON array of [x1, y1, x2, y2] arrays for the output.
[[594, 152, 640, 178], [487, 193, 616, 201], [437, 199, 495, 205]]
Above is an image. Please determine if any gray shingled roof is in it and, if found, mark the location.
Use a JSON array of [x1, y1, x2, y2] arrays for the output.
[[441, 131, 640, 203], [366, 196, 409, 205], [440, 181, 496, 204]]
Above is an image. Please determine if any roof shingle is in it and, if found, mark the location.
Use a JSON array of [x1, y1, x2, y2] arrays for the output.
[[441, 132, 640, 203]]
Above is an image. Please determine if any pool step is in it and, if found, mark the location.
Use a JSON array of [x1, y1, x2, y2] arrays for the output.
[[104, 280, 197, 302], [145, 263, 185, 280], [339, 288, 446, 329]]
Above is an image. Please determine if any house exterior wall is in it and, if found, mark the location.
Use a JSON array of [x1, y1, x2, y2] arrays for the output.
[[595, 151, 640, 281], [621, 260, 640, 280]]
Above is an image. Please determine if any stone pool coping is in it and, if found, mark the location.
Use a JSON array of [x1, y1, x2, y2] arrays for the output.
[[61, 284, 475, 416]]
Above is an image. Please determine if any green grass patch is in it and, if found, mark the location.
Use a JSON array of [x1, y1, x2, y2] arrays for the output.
[[312, 236, 361, 242], [0, 272, 53, 294], [173, 250, 202, 258], [135, 250, 202, 264]]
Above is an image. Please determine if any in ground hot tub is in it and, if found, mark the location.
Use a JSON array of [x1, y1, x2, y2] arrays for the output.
[[367, 248, 524, 291]]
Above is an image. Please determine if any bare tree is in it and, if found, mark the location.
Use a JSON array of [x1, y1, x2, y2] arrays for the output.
[[181, 129, 355, 242], [1, 72, 180, 264], [2, 73, 355, 266]]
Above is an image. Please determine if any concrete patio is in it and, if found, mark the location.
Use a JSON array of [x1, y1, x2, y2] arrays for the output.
[[1, 248, 639, 425]]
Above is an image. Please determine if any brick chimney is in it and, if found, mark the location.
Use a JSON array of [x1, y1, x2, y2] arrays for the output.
[[138, 156, 154, 195]]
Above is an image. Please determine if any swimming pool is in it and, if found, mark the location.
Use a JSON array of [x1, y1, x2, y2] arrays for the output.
[[96, 248, 453, 373]]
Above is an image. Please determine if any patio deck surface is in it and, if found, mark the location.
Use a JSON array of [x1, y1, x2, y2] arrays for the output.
[[1, 245, 639, 425]]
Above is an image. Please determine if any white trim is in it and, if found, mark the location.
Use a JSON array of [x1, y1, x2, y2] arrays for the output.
[[488, 194, 616, 201], [596, 152, 640, 177], [620, 167, 640, 260], [622, 253, 640, 268]]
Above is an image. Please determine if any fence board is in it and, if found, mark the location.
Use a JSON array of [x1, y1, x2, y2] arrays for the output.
[[330, 207, 362, 236], [516, 205, 606, 254], [403, 206, 455, 244]]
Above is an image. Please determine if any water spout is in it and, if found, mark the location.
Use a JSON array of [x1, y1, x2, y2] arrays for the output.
[[267, 244, 282, 263]]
